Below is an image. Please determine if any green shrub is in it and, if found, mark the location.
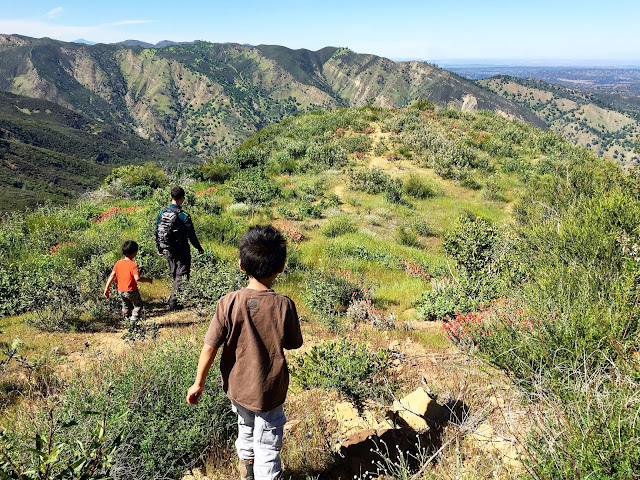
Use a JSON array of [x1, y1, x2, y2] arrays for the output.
[[228, 147, 269, 169], [402, 173, 439, 199], [290, 340, 390, 405], [298, 201, 324, 219], [307, 143, 347, 169], [483, 175, 507, 202], [0, 264, 21, 316], [304, 270, 365, 317], [349, 168, 392, 194], [338, 135, 373, 154], [410, 97, 435, 111], [410, 218, 434, 237], [524, 363, 640, 480], [57, 338, 235, 480], [268, 151, 299, 174], [227, 170, 281, 205], [104, 163, 170, 199], [0, 412, 123, 480], [443, 215, 499, 278], [197, 214, 246, 246], [414, 278, 473, 321], [384, 179, 408, 205], [322, 216, 357, 237], [396, 225, 419, 247], [197, 159, 236, 182]]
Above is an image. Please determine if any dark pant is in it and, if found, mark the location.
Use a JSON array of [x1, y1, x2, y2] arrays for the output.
[[164, 249, 191, 308]]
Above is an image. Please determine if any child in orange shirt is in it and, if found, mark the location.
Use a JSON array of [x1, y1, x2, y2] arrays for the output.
[[104, 240, 152, 321]]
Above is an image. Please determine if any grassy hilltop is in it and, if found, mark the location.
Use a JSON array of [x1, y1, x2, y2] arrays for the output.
[[1, 106, 639, 478]]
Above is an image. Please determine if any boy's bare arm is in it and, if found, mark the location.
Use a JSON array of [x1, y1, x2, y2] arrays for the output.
[[103, 271, 116, 298], [186, 343, 219, 405], [133, 273, 153, 284]]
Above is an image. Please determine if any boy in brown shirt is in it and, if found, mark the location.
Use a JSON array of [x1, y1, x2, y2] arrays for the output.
[[187, 225, 303, 480]]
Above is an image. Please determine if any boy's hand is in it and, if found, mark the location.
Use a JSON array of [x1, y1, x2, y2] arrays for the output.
[[186, 384, 204, 405], [104, 288, 110, 299]]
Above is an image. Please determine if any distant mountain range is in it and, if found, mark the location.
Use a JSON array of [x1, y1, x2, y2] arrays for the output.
[[0, 34, 543, 158], [116, 39, 194, 48], [0, 33, 638, 206], [479, 76, 640, 166]]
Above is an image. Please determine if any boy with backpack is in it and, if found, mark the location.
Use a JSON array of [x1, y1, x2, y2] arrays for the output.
[[155, 186, 204, 310], [186, 225, 303, 480], [103, 240, 153, 322]]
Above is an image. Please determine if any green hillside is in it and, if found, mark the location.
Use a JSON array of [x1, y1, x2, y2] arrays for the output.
[[479, 75, 640, 166], [0, 35, 544, 157], [1, 106, 639, 478], [0, 91, 192, 208]]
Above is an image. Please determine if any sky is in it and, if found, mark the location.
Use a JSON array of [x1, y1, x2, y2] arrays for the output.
[[1, 1, 639, 65]]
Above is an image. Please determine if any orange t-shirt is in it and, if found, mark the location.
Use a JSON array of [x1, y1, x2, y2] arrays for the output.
[[113, 258, 139, 292]]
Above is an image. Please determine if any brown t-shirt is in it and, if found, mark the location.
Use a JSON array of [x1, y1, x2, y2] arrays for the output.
[[203, 288, 303, 412]]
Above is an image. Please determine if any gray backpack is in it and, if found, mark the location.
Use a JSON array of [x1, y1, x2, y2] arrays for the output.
[[156, 207, 184, 251]]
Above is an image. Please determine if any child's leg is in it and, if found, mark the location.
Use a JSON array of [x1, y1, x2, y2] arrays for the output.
[[119, 292, 133, 319], [232, 401, 255, 462], [129, 290, 143, 321], [253, 405, 286, 479]]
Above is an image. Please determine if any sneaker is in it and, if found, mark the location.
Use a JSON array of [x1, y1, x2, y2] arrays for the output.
[[238, 458, 254, 480]]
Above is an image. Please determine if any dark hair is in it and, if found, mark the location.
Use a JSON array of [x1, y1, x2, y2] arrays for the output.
[[171, 186, 185, 200], [239, 225, 286, 279], [122, 240, 139, 256]]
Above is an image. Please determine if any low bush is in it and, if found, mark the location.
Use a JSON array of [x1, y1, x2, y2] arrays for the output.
[[346, 298, 396, 331], [402, 173, 439, 199], [322, 216, 357, 238], [304, 270, 366, 317], [307, 143, 347, 169], [104, 163, 170, 199], [290, 339, 390, 405], [414, 277, 473, 321], [66, 339, 234, 480], [349, 168, 392, 194], [197, 158, 236, 182], [228, 147, 269, 169], [227, 170, 281, 205], [0, 411, 123, 480], [298, 201, 324, 219], [483, 175, 507, 202], [338, 135, 373, 154], [396, 225, 419, 247], [5, 338, 236, 480]]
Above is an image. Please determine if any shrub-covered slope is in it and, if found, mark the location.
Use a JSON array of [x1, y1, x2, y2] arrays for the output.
[[479, 75, 640, 166], [0, 34, 544, 157], [0, 91, 191, 208]]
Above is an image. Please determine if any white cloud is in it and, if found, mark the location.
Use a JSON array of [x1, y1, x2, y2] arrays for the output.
[[46, 7, 63, 18]]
